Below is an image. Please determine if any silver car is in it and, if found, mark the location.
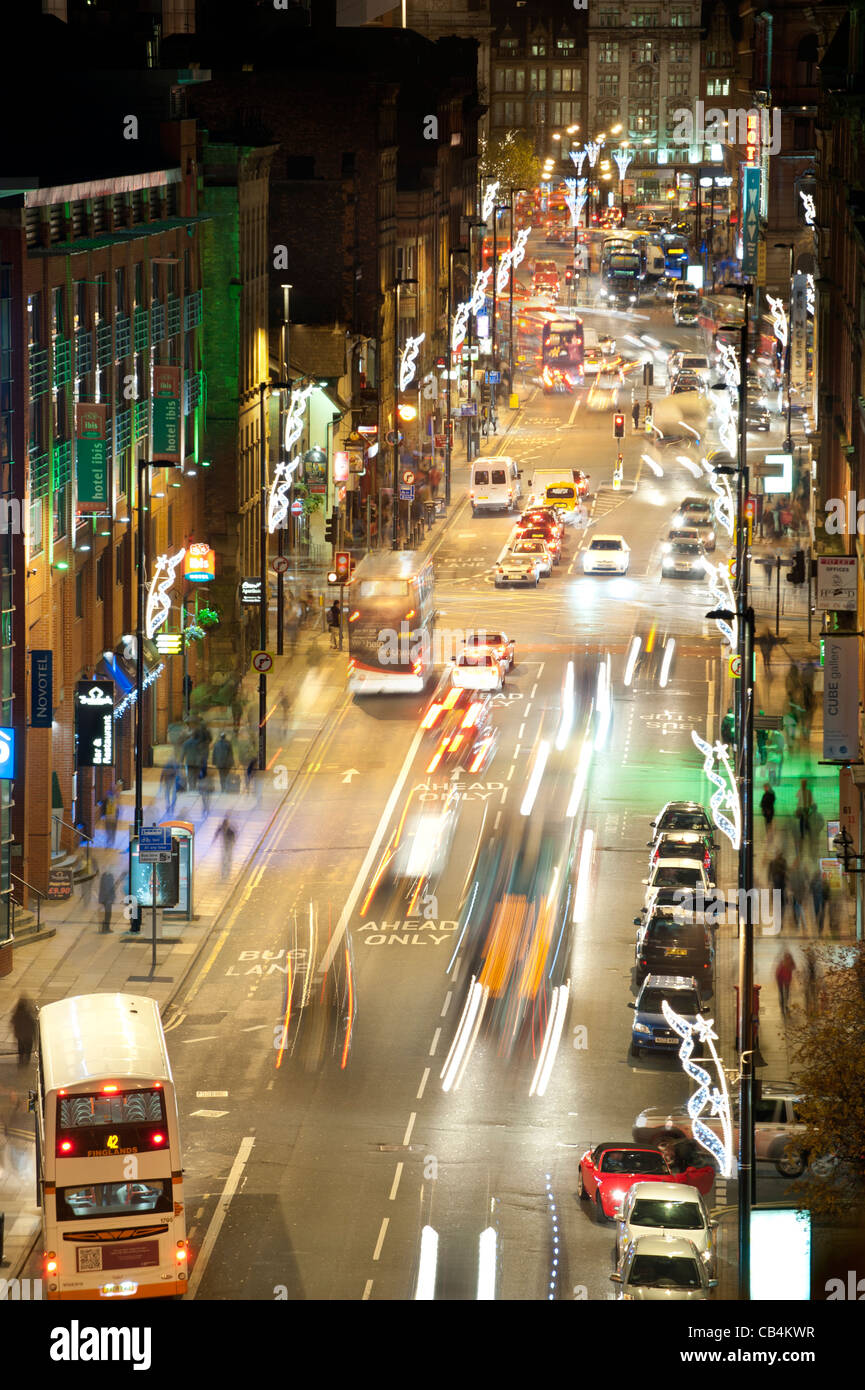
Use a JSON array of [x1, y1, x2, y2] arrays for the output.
[[611, 1234, 717, 1300], [615, 1181, 717, 1273], [633, 1081, 812, 1177]]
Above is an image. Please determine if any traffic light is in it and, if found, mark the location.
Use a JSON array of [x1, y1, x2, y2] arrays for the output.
[[333, 551, 351, 584], [614, 413, 625, 438], [564, 268, 573, 284], [324, 510, 337, 545], [787, 549, 806, 585]]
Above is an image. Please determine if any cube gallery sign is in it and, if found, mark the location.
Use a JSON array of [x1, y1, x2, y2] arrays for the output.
[[152, 365, 182, 465], [75, 681, 115, 767], [823, 636, 860, 762], [75, 402, 109, 511]]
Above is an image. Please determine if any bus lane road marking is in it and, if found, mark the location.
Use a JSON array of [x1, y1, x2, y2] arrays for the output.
[[187, 1135, 256, 1299]]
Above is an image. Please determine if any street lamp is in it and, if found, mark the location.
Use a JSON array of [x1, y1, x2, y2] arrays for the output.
[[465, 217, 487, 464], [392, 276, 418, 549], [445, 246, 467, 507], [774, 243, 795, 451]]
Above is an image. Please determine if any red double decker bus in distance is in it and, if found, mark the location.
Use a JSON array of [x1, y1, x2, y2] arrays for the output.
[[542, 318, 585, 378], [481, 235, 511, 268]]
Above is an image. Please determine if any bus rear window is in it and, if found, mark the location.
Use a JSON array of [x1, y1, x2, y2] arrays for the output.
[[57, 1179, 174, 1223], [57, 1088, 168, 1158], [358, 579, 410, 598]]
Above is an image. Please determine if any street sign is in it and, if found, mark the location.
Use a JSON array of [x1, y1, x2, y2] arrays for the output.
[[48, 868, 73, 900], [271, 555, 290, 574], [742, 167, 760, 276], [385, 430, 404, 445], [484, 370, 501, 384], [290, 499, 303, 515], [399, 485, 415, 502], [241, 577, 262, 605], [251, 650, 275, 673], [434, 434, 445, 449], [402, 469, 415, 485], [729, 654, 742, 678], [140, 825, 173, 863]]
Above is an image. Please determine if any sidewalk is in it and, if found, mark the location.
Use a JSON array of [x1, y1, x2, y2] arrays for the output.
[[0, 391, 530, 1281]]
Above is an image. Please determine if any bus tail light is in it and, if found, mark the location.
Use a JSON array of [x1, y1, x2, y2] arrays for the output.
[[176, 1243, 188, 1262], [58, 1140, 74, 1155], [46, 1254, 58, 1274], [150, 1132, 166, 1147]]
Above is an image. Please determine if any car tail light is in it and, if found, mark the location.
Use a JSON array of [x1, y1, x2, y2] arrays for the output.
[[421, 703, 442, 729]]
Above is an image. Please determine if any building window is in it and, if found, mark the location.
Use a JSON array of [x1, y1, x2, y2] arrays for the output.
[[670, 42, 688, 64], [631, 11, 658, 25], [530, 38, 547, 57], [28, 293, 41, 347], [556, 38, 575, 54], [706, 78, 730, 96], [114, 267, 126, 316], [635, 40, 655, 62], [96, 554, 105, 602], [549, 101, 581, 126], [529, 68, 547, 90], [598, 74, 619, 98], [53, 484, 68, 541], [499, 100, 524, 125], [29, 497, 43, 555], [498, 37, 518, 53], [134, 263, 144, 308], [598, 41, 619, 63], [75, 570, 83, 618], [496, 67, 526, 91], [52, 287, 64, 337], [668, 72, 689, 97], [74, 280, 87, 332], [793, 117, 812, 150], [598, 8, 618, 24], [633, 106, 654, 132], [534, 101, 547, 124], [670, 10, 690, 25], [95, 276, 106, 323], [551, 67, 581, 91]]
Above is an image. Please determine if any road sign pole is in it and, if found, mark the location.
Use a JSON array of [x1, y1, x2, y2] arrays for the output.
[[151, 861, 157, 977], [339, 583, 344, 651]]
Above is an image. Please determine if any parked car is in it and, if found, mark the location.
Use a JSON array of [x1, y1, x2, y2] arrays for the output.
[[611, 1234, 717, 1300], [634, 1081, 813, 1178], [614, 1182, 717, 1270], [648, 828, 717, 879], [634, 909, 715, 989], [641, 858, 714, 917], [629, 974, 708, 1059], [577, 1141, 715, 1221], [651, 802, 713, 838]]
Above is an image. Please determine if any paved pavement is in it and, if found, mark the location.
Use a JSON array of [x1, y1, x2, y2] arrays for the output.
[[0, 406, 529, 1279]]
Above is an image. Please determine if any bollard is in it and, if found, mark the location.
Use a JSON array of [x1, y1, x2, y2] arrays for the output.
[[509, 393, 519, 410]]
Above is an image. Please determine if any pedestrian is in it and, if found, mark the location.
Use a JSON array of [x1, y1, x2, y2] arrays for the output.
[[182, 732, 203, 785], [800, 681, 815, 741], [199, 770, 213, 818], [214, 817, 237, 879], [768, 850, 788, 925], [796, 779, 814, 843], [789, 857, 808, 932], [767, 729, 785, 786], [212, 733, 235, 793], [98, 869, 116, 934], [160, 761, 178, 817], [101, 784, 118, 847], [802, 944, 818, 1017], [327, 599, 340, 649], [785, 661, 802, 706], [10, 994, 37, 1066], [810, 866, 826, 935], [245, 754, 257, 796], [775, 949, 796, 1019], [721, 707, 735, 743], [757, 629, 778, 673], [280, 693, 292, 736], [760, 784, 776, 834], [632, 400, 640, 431]]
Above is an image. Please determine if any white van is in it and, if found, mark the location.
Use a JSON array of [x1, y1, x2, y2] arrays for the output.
[[470, 457, 522, 514]]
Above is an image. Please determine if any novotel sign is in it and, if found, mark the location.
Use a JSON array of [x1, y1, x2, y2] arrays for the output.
[[75, 681, 115, 768]]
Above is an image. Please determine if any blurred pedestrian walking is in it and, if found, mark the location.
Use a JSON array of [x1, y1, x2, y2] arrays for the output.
[[810, 867, 826, 935], [214, 817, 237, 879], [775, 949, 796, 1019], [789, 858, 808, 932], [760, 784, 776, 834], [796, 779, 814, 843], [199, 770, 213, 818], [98, 869, 116, 934], [327, 599, 340, 649], [101, 784, 119, 847], [767, 729, 785, 786], [768, 850, 788, 925], [10, 995, 37, 1065], [212, 733, 235, 793], [161, 761, 179, 816]]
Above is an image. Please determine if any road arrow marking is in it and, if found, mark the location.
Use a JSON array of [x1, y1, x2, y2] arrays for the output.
[[342, 768, 359, 783]]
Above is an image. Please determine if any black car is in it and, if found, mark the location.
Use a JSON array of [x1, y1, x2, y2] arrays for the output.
[[634, 909, 715, 989]]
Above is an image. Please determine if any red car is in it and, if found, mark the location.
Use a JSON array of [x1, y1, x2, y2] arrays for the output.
[[578, 1142, 715, 1220], [516, 524, 562, 563]]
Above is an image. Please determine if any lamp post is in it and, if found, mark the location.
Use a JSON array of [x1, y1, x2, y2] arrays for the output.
[[445, 246, 466, 506], [465, 216, 486, 463], [774, 243, 795, 452], [257, 377, 291, 771], [392, 276, 418, 549], [277, 284, 292, 654]]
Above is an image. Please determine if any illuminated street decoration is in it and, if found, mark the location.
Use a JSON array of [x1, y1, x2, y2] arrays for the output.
[[766, 294, 789, 352], [717, 341, 740, 394], [661, 999, 734, 1179], [113, 663, 165, 721], [146, 549, 185, 639], [585, 140, 602, 168], [283, 382, 316, 456], [612, 150, 633, 180], [568, 147, 587, 175], [268, 453, 301, 533], [806, 273, 815, 316], [496, 227, 531, 294], [451, 268, 492, 352], [707, 468, 735, 538], [482, 181, 500, 225], [702, 557, 738, 652], [399, 333, 425, 392], [799, 190, 816, 227], [691, 728, 741, 851]]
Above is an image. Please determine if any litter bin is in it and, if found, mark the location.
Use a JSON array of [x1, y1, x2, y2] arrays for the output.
[[509, 393, 519, 410]]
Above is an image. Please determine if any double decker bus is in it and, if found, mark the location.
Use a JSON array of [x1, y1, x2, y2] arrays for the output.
[[348, 551, 435, 694], [541, 318, 585, 376], [36, 993, 188, 1300]]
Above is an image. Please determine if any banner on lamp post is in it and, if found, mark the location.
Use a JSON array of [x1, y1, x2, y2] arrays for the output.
[[823, 635, 860, 761], [790, 271, 808, 393], [152, 365, 182, 465]]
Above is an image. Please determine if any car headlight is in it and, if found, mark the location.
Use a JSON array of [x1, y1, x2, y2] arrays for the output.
[[701, 1248, 712, 1264], [662, 542, 671, 553], [633, 1022, 652, 1035]]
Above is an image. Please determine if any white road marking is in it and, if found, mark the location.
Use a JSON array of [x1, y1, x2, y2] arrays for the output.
[[416, 1068, 430, 1100], [196, 1091, 229, 1097], [187, 1135, 255, 1298], [524, 703, 532, 715], [316, 726, 425, 974], [507, 764, 515, 781], [530, 684, 538, 697], [182, 1035, 218, 1043], [372, 1218, 389, 1261], [429, 1028, 441, 1055], [440, 994, 452, 1018], [514, 744, 521, 757], [362, 1279, 374, 1299], [402, 1112, 416, 1146], [518, 723, 525, 738], [241, 1024, 267, 1032], [389, 1162, 404, 1200], [189, 1109, 229, 1119]]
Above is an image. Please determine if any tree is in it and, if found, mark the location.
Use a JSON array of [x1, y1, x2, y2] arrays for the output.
[[479, 130, 542, 194], [786, 942, 865, 1219]]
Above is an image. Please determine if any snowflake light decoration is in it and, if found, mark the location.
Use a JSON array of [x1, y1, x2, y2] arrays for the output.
[[661, 998, 734, 1178], [691, 728, 741, 851]]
